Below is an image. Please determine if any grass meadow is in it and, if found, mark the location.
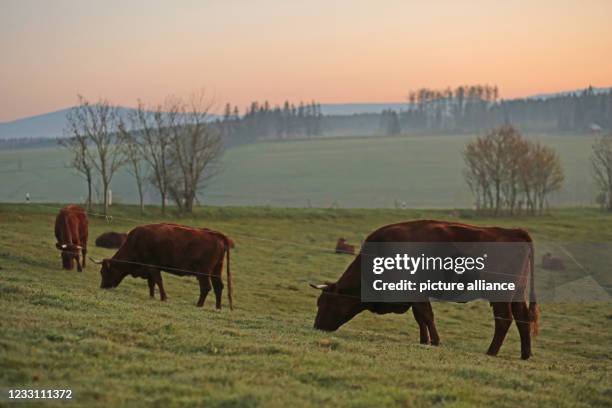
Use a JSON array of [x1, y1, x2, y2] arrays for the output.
[[0, 133, 599, 208], [0, 204, 610, 407]]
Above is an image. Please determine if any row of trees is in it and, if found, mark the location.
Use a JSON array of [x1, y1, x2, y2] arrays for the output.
[[377, 85, 612, 135], [220, 101, 323, 143], [463, 125, 564, 215], [60, 91, 223, 215], [591, 135, 612, 211]]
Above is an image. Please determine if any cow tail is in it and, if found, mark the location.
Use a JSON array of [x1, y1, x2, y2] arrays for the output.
[[225, 237, 233, 311], [528, 241, 540, 336]]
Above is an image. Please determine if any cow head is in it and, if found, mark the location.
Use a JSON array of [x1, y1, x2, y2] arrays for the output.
[[310, 282, 364, 331], [55, 243, 81, 270], [91, 258, 125, 288]]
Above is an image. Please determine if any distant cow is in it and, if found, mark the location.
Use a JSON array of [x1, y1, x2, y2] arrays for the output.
[[54, 204, 88, 272], [92, 223, 234, 309], [311, 220, 539, 360], [542, 252, 565, 270], [335, 238, 355, 255], [95, 231, 128, 249]]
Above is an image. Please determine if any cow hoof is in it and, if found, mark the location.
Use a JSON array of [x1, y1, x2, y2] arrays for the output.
[[486, 350, 498, 357]]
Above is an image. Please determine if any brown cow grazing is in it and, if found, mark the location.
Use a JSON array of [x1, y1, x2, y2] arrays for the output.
[[335, 238, 355, 255], [95, 231, 128, 249], [92, 223, 234, 309], [542, 252, 566, 270], [54, 204, 88, 272], [311, 220, 539, 360]]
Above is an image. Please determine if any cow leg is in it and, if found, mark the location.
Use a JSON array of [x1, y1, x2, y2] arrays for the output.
[[486, 302, 513, 357], [512, 302, 532, 360], [211, 261, 224, 309], [413, 302, 440, 346], [148, 277, 155, 298], [152, 270, 166, 301], [197, 276, 212, 307], [82, 246, 87, 268], [75, 252, 83, 272], [412, 306, 430, 344]]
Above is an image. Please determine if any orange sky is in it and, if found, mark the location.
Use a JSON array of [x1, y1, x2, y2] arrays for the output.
[[1, 0, 611, 122]]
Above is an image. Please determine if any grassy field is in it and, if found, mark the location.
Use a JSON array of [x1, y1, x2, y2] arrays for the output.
[[0, 133, 599, 208], [0, 204, 610, 407]]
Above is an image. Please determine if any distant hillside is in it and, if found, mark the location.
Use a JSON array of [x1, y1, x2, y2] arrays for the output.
[[527, 86, 611, 100], [2, 87, 610, 140], [0, 103, 409, 140], [0, 108, 73, 140], [0, 107, 142, 140]]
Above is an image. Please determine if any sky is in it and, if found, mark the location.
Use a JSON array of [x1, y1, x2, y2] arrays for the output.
[[1, 0, 611, 122]]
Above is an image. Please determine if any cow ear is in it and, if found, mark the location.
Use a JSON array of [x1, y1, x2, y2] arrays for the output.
[[309, 283, 328, 290]]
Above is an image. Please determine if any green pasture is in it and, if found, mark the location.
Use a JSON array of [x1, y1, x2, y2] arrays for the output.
[[0, 204, 610, 407], [0, 133, 599, 208]]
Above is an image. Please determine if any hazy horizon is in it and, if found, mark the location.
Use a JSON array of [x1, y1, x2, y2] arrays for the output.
[[1, 0, 611, 122]]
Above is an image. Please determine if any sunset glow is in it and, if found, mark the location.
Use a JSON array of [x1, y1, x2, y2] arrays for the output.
[[1, 0, 611, 121]]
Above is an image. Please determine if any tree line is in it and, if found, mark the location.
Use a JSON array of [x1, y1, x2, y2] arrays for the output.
[[220, 101, 323, 144], [60, 91, 223, 215], [379, 85, 612, 135]]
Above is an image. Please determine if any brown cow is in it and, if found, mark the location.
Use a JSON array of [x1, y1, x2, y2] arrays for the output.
[[311, 220, 539, 360], [95, 231, 128, 249], [542, 252, 566, 270], [54, 204, 88, 272], [335, 238, 355, 255], [92, 223, 234, 309]]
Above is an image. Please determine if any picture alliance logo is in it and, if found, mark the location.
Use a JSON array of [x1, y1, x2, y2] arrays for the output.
[[372, 253, 488, 275]]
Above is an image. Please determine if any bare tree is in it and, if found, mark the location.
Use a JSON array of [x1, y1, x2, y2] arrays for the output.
[[118, 121, 147, 214], [165, 91, 223, 214], [591, 134, 612, 210], [124, 100, 173, 214], [464, 125, 563, 215], [531, 142, 564, 213], [67, 96, 126, 214], [59, 112, 94, 210]]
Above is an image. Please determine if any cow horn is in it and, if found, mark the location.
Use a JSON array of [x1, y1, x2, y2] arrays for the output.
[[309, 283, 328, 290], [61, 244, 68, 249], [89, 257, 103, 265], [75, 245, 82, 250]]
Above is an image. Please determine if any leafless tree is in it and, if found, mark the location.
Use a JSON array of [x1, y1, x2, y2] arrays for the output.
[[165, 91, 223, 214], [591, 134, 612, 210], [118, 120, 147, 214], [59, 113, 94, 210], [464, 125, 563, 215], [530, 142, 564, 213], [123, 100, 173, 214], [68, 96, 126, 214]]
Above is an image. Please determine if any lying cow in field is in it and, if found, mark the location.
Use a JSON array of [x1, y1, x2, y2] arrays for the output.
[[335, 238, 355, 255], [95, 231, 128, 249], [542, 252, 565, 270], [311, 220, 539, 360], [92, 223, 234, 309], [54, 204, 88, 271]]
